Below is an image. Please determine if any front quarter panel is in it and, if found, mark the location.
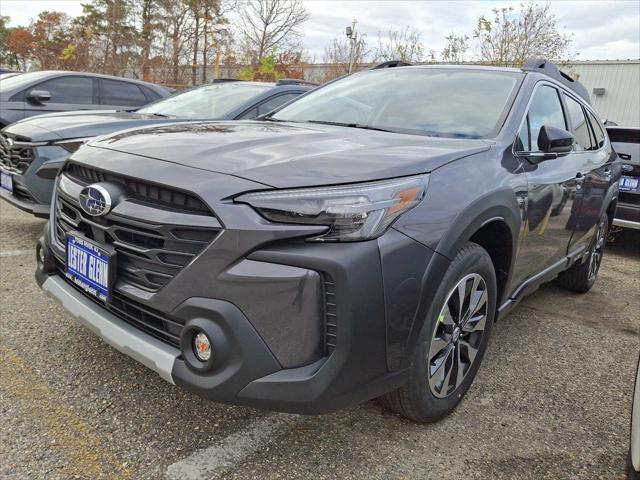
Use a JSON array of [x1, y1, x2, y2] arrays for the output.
[[394, 147, 525, 262]]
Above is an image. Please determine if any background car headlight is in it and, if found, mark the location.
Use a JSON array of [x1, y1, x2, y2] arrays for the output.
[[236, 174, 429, 241], [55, 138, 91, 153]]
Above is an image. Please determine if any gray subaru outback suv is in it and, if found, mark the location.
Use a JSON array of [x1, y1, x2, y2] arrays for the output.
[[36, 60, 620, 422]]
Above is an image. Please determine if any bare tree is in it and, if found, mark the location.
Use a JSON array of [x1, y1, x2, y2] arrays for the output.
[[373, 26, 424, 63], [441, 33, 469, 63], [474, 2, 573, 67], [238, 0, 309, 66], [322, 35, 368, 79]]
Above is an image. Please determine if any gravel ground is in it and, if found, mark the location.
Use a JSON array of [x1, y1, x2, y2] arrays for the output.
[[1, 201, 638, 480]]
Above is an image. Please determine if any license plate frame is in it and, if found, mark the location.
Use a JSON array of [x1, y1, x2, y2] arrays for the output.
[[619, 175, 639, 192], [0, 170, 13, 193], [65, 232, 116, 303]]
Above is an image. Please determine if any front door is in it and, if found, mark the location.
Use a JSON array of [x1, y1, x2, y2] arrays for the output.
[[512, 83, 586, 285], [23, 76, 99, 118]]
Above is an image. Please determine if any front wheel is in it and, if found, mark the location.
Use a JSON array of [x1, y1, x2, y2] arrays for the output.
[[380, 242, 496, 423]]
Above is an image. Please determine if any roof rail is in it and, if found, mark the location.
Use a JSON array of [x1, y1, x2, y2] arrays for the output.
[[371, 60, 412, 69], [522, 59, 591, 104], [276, 78, 318, 86], [211, 78, 242, 83]]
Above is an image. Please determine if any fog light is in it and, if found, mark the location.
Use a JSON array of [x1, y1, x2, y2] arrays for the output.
[[193, 332, 211, 362], [37, 244, 45, 265]]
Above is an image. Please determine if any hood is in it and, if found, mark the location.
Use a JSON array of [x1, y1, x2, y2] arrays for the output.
[[87, 121, 491, 188], [3, 110, 189, 142]]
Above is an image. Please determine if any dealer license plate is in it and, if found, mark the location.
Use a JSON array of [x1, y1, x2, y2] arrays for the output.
[[66, 233, 115, 302], [619, 176, 639, 192], [0, 170, 13, 193]]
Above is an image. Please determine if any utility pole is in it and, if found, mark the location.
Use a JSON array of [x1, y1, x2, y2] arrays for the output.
[[346, 19, 358, 74]]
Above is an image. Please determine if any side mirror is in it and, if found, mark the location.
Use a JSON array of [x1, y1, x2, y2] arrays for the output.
[[26, 89, 51, 104], [538, 125, 574, 154], [518, 125, 575, 164]]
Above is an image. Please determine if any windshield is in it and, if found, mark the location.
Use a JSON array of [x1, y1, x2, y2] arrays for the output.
[[138, 82, 272, 118], [0, 71, 54, 91], [273, 68, 522, 138]]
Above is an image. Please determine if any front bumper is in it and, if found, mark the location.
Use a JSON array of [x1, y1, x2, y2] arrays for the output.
[[36, 225, 423, 414], [613, 198, 640, 230], [0, 184, 50, 216]]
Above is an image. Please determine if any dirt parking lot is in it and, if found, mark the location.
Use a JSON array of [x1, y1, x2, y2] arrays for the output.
[[1, 201, 638, 480]]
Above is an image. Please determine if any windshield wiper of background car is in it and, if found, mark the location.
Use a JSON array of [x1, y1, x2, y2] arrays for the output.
[[258, 114, 287, 122], [304, 120, 396, 133]]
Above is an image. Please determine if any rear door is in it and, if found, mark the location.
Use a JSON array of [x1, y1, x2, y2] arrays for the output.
[[513, 83, 589, 279], [563, 96, 611, 251], [23, 75, 99, 118], [99, 78, 151, 110]]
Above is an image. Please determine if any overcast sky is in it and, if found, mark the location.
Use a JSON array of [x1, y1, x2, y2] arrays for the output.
[[2, 0, 639, 61]]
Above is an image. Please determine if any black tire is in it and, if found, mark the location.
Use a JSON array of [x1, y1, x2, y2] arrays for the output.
[[380, 242, 497, 423], [556, 213, 608, 294]]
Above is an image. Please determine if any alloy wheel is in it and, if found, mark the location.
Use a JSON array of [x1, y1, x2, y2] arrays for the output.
[[427, 273, 489, 398], [588, 219, 607, 282]]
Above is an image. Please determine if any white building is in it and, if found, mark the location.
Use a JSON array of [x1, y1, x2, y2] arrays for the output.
[[566, 60, 640, 127]]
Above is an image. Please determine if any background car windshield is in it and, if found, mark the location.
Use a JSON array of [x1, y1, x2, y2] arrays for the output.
[[138, 83, 272, 118], [0, 71, 54, 91], [273, 68, 522, 138]]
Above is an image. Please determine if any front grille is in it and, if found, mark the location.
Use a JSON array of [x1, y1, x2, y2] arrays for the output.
[[54, 182, 220, 293], [65, 163, 212, 216], [323, 274, 337, 355], [0, 134, 36, 174], [57, 262, 183, 347], [619, 191, 640, 206]]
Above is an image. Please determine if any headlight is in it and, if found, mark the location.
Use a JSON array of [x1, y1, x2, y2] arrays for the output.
[[235, 175, 429, 241], [55, 138, 92, 153]]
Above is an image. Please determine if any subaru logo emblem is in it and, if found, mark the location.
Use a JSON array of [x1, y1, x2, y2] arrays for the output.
[[79, 185, 112, 216]]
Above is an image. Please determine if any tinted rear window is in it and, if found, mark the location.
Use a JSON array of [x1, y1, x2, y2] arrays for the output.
[[102, 79, 148, 106]]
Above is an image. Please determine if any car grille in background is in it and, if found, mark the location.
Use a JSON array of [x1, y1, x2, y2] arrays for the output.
[[619, 191, 640, 206], [54, 183, 220, 293], [0, 134, 36, 174], [65, 163, 212, 216], [323, 274, 337, 356], [56, 261, 183, 347]]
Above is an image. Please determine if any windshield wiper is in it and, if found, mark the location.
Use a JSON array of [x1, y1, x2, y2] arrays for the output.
[[260, 115, 286, 122], [305, 120, 395, 133]]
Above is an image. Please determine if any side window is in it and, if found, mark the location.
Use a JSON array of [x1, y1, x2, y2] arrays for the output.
[[563, 94, 592, 151], [257, 93, 300, 116], [35, 76, 95, 104], [140, 85, 161, 102], [528, 85, 566, 151], [587, 111, 606, 149], [515, 116, 530, 152], [101, 79, 148, 107], [239, 107, 259, 120]]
